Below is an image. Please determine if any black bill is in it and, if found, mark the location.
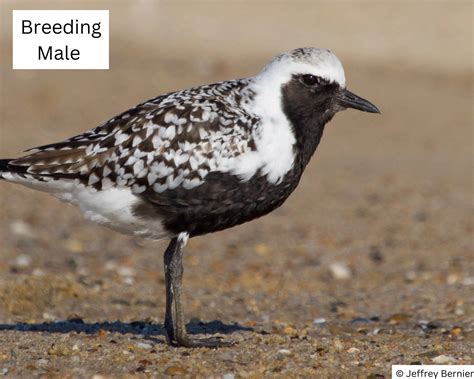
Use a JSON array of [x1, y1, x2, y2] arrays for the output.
[[337, 89, 380, 114]]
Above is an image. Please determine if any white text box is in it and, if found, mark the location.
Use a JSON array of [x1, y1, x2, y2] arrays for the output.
[[13, 10, 109, 70]]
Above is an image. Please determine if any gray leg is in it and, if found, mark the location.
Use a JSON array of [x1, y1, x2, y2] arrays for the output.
[[163, 232, 234, 348]]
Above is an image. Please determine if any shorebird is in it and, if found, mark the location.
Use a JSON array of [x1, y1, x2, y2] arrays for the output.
[[0, 47, 379, 347]]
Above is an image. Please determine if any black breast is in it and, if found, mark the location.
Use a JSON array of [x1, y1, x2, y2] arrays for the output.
[[134, 167, 304, 237]]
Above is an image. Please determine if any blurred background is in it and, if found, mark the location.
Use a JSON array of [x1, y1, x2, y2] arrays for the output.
[[0, 1, 472, 376]]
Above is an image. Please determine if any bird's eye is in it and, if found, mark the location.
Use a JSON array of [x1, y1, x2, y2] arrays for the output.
[[301, 74, 320, 86]]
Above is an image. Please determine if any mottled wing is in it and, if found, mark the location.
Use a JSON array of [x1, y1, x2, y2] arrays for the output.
[[9, 80, 259, 196], [8, 102, 159, 181]]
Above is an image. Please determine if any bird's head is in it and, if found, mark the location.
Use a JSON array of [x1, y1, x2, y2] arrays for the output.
[[253, 47, 380, 123]]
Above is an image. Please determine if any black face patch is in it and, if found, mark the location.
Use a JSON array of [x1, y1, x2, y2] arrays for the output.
[[283, 74, 340, 118], [281, 75, 341, 171]]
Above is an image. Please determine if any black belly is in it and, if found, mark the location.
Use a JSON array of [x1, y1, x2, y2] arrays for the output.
[[133, 169, 303, 237]]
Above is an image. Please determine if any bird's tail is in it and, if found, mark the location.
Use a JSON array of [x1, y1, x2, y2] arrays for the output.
[[1, 158, 31, 182], [0, 157, 77, 194], [0, 159, 13, 179]]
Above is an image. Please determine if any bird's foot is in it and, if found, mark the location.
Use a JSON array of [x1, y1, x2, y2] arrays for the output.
[[168, 334, 235, 348]]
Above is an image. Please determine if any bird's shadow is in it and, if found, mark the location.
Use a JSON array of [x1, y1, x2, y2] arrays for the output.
[[0, 319, 254, 345]]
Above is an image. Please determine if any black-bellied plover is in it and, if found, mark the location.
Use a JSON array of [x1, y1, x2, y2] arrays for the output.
[[1, 47, 379, 347]]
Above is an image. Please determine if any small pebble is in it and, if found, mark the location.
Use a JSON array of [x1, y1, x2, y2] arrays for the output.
[[347, 347, 360, 354], [276, 349, 292, 360], [42, 312, 55, 321], [117, 266, 136, 277], [329, 262, 352, 280], [283, 325, 296, 335], [164, 365, 188, 375], [426, 320, 441, 330], [450, 326, 463, 336], [404, 271, 417, 282], [65, 239, 83, 253], [369, 246, 384, 263], [223, 374, 235, 379], [135, 342, 152, 350], [388, 313, 411, 324], [104, 260, 118, 271], [432, 354, 457, 364], [447, 274, 459, 285], [10, 220, 33, 237], [313, 317, 327, 325], [36, 358, 49, 368], [15, 254, 32, 268], [334, 338, 344, 351], [254, 243, 270, 256], [414, 211, 429, 222], [219, 352, 234, 362], [32, 268, 45, 276]]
